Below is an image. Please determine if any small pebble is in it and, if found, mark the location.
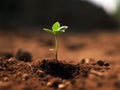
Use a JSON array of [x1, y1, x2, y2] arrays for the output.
[[47, 79, 61, 88], [90, 70, 103, 77], [22, 73, 29, 80], [8, 57, 15, 62], [58, 84, 66, 89], [7, 58, 16, 64], [3, 77, 9, 81], [81, 58, 90, 64], [36, 70, 46, 77], [85, 58, 90, 64], [47, 82, 53, 87]]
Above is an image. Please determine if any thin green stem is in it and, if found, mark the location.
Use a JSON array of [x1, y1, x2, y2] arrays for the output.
[[55, 35, 58, 60]]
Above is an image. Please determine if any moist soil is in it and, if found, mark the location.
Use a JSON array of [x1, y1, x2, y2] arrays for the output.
[[0, 57, 113, 90], [0, 31, 120, 90]]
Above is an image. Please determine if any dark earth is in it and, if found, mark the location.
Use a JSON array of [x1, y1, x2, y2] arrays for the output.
[[0, 30, 120, 90]]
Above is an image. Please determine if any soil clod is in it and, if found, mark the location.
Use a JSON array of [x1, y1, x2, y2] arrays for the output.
[[3, 53, 13, 59], [104, 63, 110, 67], [15, 49, 32, 62], [97, 60, 104, 66]]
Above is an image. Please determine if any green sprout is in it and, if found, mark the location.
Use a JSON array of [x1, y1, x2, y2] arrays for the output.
[[43, 22, 68, 60]]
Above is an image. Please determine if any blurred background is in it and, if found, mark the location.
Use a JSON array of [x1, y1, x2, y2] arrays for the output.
[[0, 0, 120, 31], [0, 0, 120, 63]]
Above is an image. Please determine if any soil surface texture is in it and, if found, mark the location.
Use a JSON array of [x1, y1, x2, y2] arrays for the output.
[[0, 30, 120, 90]]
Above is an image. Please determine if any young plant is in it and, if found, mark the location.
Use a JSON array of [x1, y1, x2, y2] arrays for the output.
[[43, 22, 68, 60]]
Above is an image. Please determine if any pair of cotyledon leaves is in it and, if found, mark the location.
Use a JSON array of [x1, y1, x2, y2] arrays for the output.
[[43, 22, 68, 35]]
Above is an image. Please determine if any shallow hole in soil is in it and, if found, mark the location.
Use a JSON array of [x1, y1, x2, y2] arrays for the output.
[[38, 59, 88, 79]]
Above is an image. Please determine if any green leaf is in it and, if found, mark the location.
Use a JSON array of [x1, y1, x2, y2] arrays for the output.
[[59, 26, 68, 30], [43, 28, 55, 35], [43, 22, 68, 35], [52, 22, 60, 31], [54, 30, 65, 35]]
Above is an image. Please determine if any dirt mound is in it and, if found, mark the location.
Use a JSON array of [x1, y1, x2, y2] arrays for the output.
[[39, 59, 81, 79]]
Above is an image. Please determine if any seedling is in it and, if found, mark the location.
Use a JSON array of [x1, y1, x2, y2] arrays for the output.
[[43, 22, 68, 60]]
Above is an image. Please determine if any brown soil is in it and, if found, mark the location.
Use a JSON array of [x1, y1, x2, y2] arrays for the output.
[[0, 30, 120, 90]]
